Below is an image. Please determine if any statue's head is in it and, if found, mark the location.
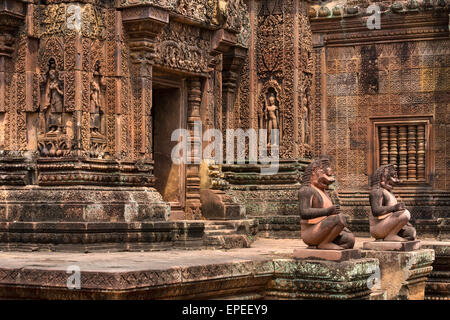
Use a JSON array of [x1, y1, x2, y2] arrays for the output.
[[49, 69, 57, 80], [301, 156, 335, 190], [268, 92, 276, 105], [48, 58, 56, 71], [371, 164, 400, 191], [94, 60, 101, 73]]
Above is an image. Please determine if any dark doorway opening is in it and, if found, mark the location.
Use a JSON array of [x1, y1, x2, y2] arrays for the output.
[[152, 86, 185, 213]]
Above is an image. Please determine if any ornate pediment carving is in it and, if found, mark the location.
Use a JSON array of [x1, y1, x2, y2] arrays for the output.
[[154, 22, 210, 74]]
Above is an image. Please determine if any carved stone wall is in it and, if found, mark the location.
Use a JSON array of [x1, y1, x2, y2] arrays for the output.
[[311, 3, 450, 237], [216, 0, 313, 236], [320, 40, 449, 191], [0, 0, 251, 249]]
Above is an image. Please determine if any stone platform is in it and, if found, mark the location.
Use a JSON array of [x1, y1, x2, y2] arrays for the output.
[[363, 240, 421, 252], [0, 239, 378, 300], [0, 238, 443, 300], [293, 248, 361, 262]]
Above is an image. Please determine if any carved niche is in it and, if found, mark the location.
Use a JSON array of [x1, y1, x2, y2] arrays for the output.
[[89, 60, 107, 158], [256, 0, 285, 154], [258, 80, 283, 147], [301, 73, 313, 158], [38, 55, 72, 157]]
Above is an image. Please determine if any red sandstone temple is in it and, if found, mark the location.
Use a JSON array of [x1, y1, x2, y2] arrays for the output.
[[0, 0, 448, 300]]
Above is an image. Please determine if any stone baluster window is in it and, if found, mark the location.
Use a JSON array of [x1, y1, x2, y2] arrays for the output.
[[372, 117, 431, 184]]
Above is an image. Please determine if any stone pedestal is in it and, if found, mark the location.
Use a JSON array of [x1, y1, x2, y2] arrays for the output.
[[266, 258, 379, 300], [422, 241, 450, 300], [293, 248, 361, 262], [361, 249, 435, 300], [363, 240, 421, 251]]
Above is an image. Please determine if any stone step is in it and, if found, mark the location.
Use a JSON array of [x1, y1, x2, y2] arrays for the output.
[[168, 202, 185, 221], [204, 229, 236, 236], [204, 225, 234, 231], [168, 211, 185, 221], [205, 234, 252, 249]]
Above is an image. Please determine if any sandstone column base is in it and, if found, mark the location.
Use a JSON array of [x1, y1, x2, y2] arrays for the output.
[[362, 248, 434, 300]]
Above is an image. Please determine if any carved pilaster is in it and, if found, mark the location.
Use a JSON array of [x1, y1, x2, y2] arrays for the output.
[[222, 46, 247, 136], [186, 77, 202, 219], [122, 6, 169, 159]]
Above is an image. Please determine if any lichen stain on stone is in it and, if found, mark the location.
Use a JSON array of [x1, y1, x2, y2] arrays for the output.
[[84, 204, 104, 221], [420, 68, 434, 92], [124, 202, 138, 223], [359, 45, 379, 94], [398, 42, 411, 65]]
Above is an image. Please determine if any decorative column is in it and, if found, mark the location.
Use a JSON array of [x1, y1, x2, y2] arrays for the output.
[[407, 125, 417, 181], [122, 6, 169, 160], [417, 124, 426, 181], [379, 126, 389, 166], [389, 126, 398, 168], [398, 125, 408, 181]]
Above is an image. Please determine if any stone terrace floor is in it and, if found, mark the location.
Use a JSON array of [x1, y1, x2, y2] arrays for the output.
[[0, 237, 446, 273]]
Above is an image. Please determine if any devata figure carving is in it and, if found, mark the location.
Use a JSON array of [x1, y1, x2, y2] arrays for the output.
[[369, 164, 416, 241], [298, 157, 355, 250], [303, 93, 311, 146], [90, 61, 105, 135], [263, 91, 279, 146], [41, 58, 64, 134]]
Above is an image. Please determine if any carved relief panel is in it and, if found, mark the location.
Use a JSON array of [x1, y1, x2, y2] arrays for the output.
[[154, 22, 211, 74], [235, 0, 314, 159], [36, 3, 114, 159]]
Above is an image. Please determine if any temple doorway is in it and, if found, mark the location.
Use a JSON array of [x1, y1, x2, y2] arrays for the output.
[[152, 79, 187, 218]]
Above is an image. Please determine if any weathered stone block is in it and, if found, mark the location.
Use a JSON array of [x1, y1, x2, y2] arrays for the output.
[[422, 241, 450, 300], [362, 248, 434, 300], [267, 258, 379, 300], [200, 189, 244, 220]]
